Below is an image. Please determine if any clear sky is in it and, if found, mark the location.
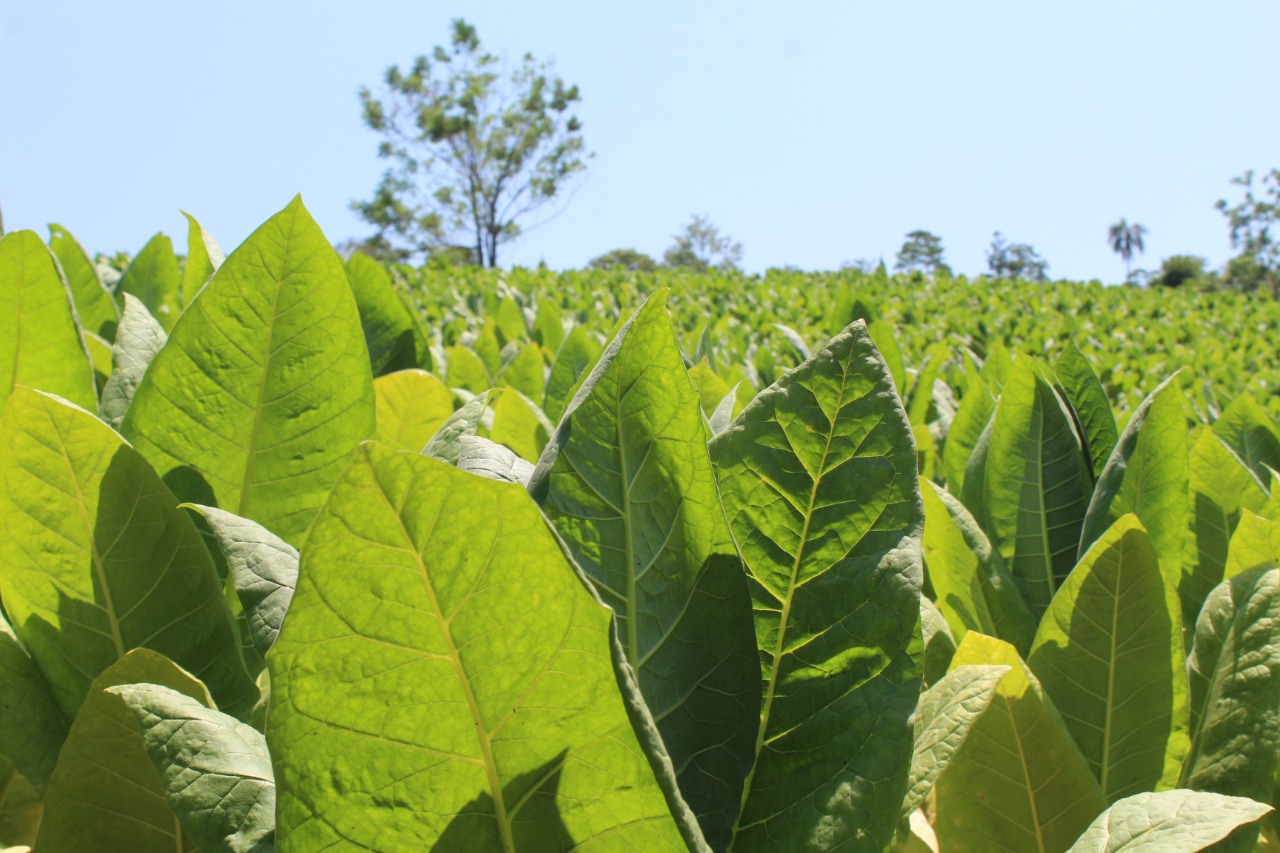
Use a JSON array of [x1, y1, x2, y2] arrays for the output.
[[2, 1, 1276, 281]]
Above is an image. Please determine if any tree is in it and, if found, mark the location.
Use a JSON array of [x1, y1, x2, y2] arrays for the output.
[[986, 232, 1049, 282], [1151, 255, 1208, 289], [894, 230, 947, 275], [1107, 219, 1147, 283], [587, 248, 657, 271], [1217, 169, 1280, 298], [663, 215, 743, 272], [353, 19, 591, 267]]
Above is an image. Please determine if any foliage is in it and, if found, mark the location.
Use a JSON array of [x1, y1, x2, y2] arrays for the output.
[[987, 231, 1050, 281], [1108, 219, 1147, 283], [6, 204, 1280, 852], [353, 19, 590, 266], [587, 246, 658, 271], [664, 214, 743, 271], [895, 229, 949, 275], [1217, 169, 1280, 298], [1152, 254, 1209, 289]]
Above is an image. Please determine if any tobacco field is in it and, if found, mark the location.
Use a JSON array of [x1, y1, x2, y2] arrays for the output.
[[3, 197, 1280, 852]]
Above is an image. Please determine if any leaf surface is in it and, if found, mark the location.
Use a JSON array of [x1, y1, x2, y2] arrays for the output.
[[0, 388, 254, 718], [710, 319, 924, 852], [458, 434, 535, 484], [118, 232, 182, 330], [1066, 789, 1272, 853], [0, 230, 97, 411], [121, 197, 376, 545], [268, 443, 697, 850], [48, 223, 118, 340], [99, 293, 168, 429], [373, 368, 455, 451], [1029, 516, 1188, 802], [0, 612, 67, 792], [345, 252, 418, 376], [1054, 341, 1118, 479], [180, 211, 224, 307]]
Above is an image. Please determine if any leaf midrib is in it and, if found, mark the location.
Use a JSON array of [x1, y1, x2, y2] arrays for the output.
[[729, 363, 850, 848], [372, 457, 516, 853], [1006, 692, 1049, 853]]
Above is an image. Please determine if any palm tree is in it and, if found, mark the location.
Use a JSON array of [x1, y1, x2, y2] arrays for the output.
[[1108, 219, 1148, 283]]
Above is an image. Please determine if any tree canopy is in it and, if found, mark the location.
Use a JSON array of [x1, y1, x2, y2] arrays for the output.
[[353, 19, 591, 266], [663, 215, 743, 272], [895, 230, 948, 275]]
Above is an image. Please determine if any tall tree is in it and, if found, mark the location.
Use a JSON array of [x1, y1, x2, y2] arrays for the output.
[[663, 215, 743, 271], [1108, 219, 1147, 283], [1217, 169, 1280, 298], [354, 19, 591, 266], [895, 230, 948, 275], [987, 232, 1049, 282]]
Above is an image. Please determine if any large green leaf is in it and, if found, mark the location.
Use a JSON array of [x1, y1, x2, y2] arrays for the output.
[[180, 211, 224, 308], [1054, 341, 1118, 480], [543, 324, 601, 423], [1079, 377, 1188, 596], [1066, 790, 1272, 853], [921, 479, 1036, 654], [1223, 509, 1280, 579], [0, 230, 97, 411], [118, 232, 182, 330], [458, 434, 535, 484], [901, 663, 1008, 816], [345, 251, 418, 377], [1028, 515, 1188, 802], [0, 756, 41, 848], [99, 293, 167, 429], [182, 504, 298, 657], [0, 387, 254, 718], [1182, 567, 1280, 804], [530, 291, 758, 848], [497, 342, 546, 401], [934, 633, 1106, 853], [943, 374, 995, 494], [0, 612, 67, 793], [121, 197, 376, 545], [268, 443, 699, 850], [446, 342, 493, 392], [983, 355, 1093, 620], [373, 368, 455, 451], [48, 223, 119, 340], [709, 319, 924, 852], [423, 388, 491, 464], [36, 650, 208, 852], [1211, 395, 1280, 485], [1183, 427, 1268, 631], [112, 682, 275, 853]]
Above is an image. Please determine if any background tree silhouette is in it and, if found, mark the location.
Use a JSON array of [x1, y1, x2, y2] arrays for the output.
[[1108, 219, 1147, 283]]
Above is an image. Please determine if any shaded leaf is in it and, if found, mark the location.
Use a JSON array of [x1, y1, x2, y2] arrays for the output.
[[423, 389, 490, 463], [0, 612, 67, 793], [118, 232, 182, 330], [99, 293, 167, 429], [345, 252, 418, 377], [457, 434, 534, 484]]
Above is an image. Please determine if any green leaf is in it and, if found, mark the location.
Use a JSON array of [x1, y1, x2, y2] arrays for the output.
[[0, 387, 255, 718], [444, 342, 492, 392], [36, 650, 209, 852], [983, 355, 1093, 620], [0, 230, 97, 411], [1028, 515, 1188, 802], [423, 388, 490, 464], [1066, 790, 1272, 853], [121, 197, 376, 545], [1054, 341, 1119, 479], [493, 297, 528, 347], [867, 318, 905, 395], [0, 757, 41, 849], [373, 368, 455, 451], [532, 299, 565, 353], [1183, 427, 1268, 632], [1224, 509, 1280, 579], [99, 293, 167, 429], [543, 324, 601, 423], [179, 211, 224, 308], [707, 383, 738, 436], [902, 663, 1009, 817], [921, 479, 1037, 655], [496, 342, 546, 401], [934, 633, 1106, 853], [530, 291, 758, 848], [1182, 567, 1280, 804], [907, 343, 948, 427], [944, 377, 995, 494], [1212, 395, 1280, 486], [84, 329, 112, 395], [710, 318, 924, 852], [0, 612, 67, 793], [345, 251, 418, 377], [118, 232, 182, 331], [489, 386, 549, 461], [922, 597, 957, 687], [457, 434, 535, 484], [181, 504, 298, 657], [1079, 376, 1188, 598], [111, 682, 275, 853], [268, 443, 700, 850], [689, 359, 732, 414], [48, 223, 119, 340]]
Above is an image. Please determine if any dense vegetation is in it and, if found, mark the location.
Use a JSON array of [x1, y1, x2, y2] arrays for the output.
[[3, 199, 1280, 852]]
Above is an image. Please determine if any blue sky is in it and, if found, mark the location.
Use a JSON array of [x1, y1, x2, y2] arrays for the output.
[[1, 1, 1276, 281]]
